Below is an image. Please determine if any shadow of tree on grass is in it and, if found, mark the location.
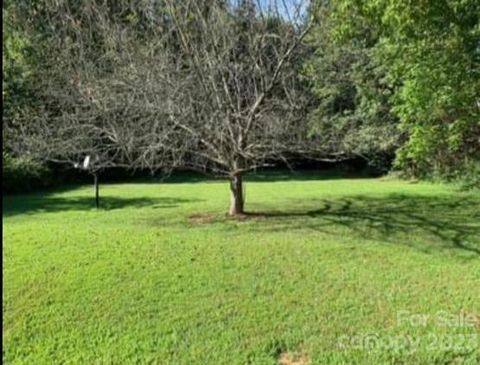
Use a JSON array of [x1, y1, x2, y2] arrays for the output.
[[3, 196, 202, 217], [240, 194, 480, 256]]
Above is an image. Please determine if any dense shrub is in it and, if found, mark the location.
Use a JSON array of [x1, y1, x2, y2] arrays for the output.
[[3, 152, 54, 193], [453, 160, 480, 191], [391, 158, 480, 190]]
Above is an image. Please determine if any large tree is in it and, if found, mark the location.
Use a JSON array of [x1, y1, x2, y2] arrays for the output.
[[145, 0, 321, 215], [7, 0, 340, 215]]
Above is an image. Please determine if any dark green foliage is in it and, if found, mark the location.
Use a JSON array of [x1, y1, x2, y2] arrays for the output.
[[2, 1, 38, 138], [442, 159, 480, 191], [304, 3, 402, 165], [2, 152, 53, 193], [458, 160, 480, 190]]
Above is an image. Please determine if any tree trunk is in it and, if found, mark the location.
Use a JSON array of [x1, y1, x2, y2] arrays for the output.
[[229, 173, 244, 216], [94, 173, 100, 209]]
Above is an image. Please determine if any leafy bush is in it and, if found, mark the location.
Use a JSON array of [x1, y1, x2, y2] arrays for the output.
[[454, 160, 480, 191], [3, 152, 54, 193], [387, 157, 480, 190], [426, 159, 480, 191]]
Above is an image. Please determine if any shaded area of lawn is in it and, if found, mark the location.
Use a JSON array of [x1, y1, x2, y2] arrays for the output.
[[199, 194, 480, 256], [3, 196, 203, 217]]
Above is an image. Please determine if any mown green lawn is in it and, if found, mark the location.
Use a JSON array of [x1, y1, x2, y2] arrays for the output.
[[3, 173, 480, 364]]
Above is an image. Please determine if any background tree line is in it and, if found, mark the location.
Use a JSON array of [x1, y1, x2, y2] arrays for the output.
[[3, 0, 479, 199]]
